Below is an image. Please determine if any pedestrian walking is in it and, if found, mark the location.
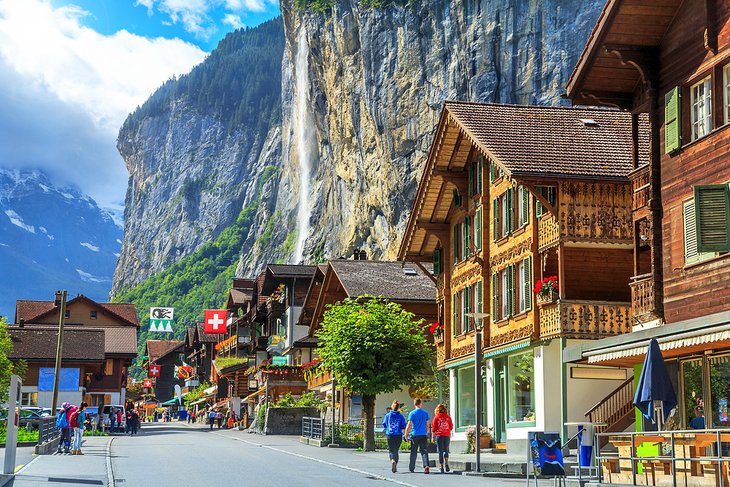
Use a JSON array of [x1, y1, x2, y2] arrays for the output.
[[116, 409, 123, 432], [70, 402, 87, 455], [55, 402, 72, 454], [208, 409, 216, 430], [109, 407, 116, 434], [227, 412, 234, 429], [129, 409, 140, 435], [382, 400, 407, 473], [216, 409, 223, 429], [431, 404, 453, 473], [404, 398, 431, 474]]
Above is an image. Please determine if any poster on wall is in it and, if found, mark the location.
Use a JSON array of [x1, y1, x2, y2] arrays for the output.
[[38, 368, 80, 391], [719, 398, 728, 423]]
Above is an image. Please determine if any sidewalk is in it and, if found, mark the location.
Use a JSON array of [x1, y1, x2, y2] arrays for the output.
[[7, 435, 111, 486]]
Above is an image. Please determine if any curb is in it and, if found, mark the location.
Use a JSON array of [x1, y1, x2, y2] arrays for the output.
[[106, 436, 115, 487]]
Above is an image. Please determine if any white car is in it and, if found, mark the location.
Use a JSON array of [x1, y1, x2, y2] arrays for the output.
[[101, 405, 126, 430]]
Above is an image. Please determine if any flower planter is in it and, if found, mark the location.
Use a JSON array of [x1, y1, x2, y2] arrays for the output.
[[468, 435, 491, 451], [536, 290, 557, 305]]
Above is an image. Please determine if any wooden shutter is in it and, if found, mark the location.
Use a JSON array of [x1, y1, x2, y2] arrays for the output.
[[492, 273, 499, 322], [507, 265, 515, 317], [453, 189, 461, 207], [452, 293, 459, 335], [453, 224, 459, 265], [468, 164, 475, 197], [523, 257, 532, 311], [684, 200, 713, 265], [475, 207, 482, 250], [506, 188, 514, 234], [522, 186, 530, 225], [490, 161, 495, 182], [432, 249, 441, 276], [464, 286, 471, 332], [463, 216, 471, 259], [493, 198, 499, 241], [665, 86, 681, 153], [695, 185, 730, 252], [477, 157, 483, 194]]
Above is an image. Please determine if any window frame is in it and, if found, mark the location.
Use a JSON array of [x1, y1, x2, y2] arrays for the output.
[[724, 65, 730, 125], [691, 75, 713, 141]]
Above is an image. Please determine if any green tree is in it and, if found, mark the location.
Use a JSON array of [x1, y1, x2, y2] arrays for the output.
[[315, 296, 433, 451], [0, 317, 24, 403]]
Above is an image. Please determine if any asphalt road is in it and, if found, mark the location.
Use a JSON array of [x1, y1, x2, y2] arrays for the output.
[[110, 423, 541, 487]]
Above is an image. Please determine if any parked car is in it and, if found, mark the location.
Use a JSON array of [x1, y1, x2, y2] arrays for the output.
[[0, 408, 44, 430]]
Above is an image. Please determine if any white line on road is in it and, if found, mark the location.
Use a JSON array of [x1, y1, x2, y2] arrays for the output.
[[13, 455, 40, 475], [106, 436, 115, 487], [213, 432, 421, 487]]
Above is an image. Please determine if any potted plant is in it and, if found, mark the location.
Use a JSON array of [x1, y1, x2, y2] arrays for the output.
[[429, 322, 444, 343], [533, 276, 559, 304], [465, 425, 492, 452]]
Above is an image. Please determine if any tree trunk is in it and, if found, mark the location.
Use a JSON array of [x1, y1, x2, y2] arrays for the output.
[[362, 394, 376, 451]]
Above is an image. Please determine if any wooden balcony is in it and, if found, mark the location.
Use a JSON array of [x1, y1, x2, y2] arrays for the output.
[[539, 300, 631, 340], [306, 368, 333, 390], [630, 165, 650, 212], [538, 214, 560, 251], [630, 274, 655, 319]]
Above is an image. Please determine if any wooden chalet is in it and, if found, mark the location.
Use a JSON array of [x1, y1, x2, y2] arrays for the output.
[[144, 340, 184, 405], [13, 296, 139, 409], [399, 101, 645, 452], [299, 259, 438, 423], [561, 0, 730, 472]]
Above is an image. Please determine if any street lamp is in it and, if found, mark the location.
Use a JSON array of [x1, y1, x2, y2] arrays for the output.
[[465, 312, 489, 472], [51, 290, 67, 413]]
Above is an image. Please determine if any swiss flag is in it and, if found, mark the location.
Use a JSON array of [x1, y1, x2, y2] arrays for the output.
[[148, 364, 161, 377], [204, 309, 228, 334], [143, 379, 153, 389]]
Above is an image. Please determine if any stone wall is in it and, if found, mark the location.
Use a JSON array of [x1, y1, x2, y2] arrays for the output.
[[264, 407, 320, 436]]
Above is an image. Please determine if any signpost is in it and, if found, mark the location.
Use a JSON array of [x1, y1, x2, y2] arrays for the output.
[[150, 307, 174, 332], [4, 375, 21, 475]]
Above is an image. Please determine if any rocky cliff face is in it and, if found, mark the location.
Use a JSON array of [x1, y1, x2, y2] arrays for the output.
[[248, 0, 603, 275]]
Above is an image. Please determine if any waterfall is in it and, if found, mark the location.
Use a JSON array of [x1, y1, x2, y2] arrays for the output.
[[293, 26, 314, 265]]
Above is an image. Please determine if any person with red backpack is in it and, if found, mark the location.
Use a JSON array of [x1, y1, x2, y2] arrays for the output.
[[70, 402, 87, 455], [55, 402, 72, 454], [431, 403, 454, 473]]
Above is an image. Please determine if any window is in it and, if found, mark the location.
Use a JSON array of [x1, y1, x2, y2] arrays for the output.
[[682, 359, 704, 428], [489, 161, 503, 182], [468, 156, 484, 197], [432, 248, 442, 276], [535, 186, 557, 217], [475, 281, 483, 325], [501, 190, 512, 237], [517, 258, 532, 313], [492, 267, 515, 322], [64, 310, 70, 319], [90, 310, 97, 319], [452, 293, 460, 336], [453, 223, 460, 265], [474, 207, 482, 251], [456, 365, 476, 428], [462, 216, 472, 260], [691, 76, 712, 140], [709, 355, 730, 428], [517, 186, 529, 227], [462, 286, 472, 333], [21, 392, 38, 406], [507, 351, 535, 424]]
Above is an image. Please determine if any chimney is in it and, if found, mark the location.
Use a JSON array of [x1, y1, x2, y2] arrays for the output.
[[19, 319, 24, 328], [353, 249, 361, 260], [359, 250, 367, 260]]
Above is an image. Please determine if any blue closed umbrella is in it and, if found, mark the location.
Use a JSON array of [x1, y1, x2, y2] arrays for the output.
[[633, 339, 677, 424]]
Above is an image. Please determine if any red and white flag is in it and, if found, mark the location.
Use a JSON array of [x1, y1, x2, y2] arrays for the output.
[[204, 309, 228, 334], [148, 364, 161, 378], [143, 379, 153, 389]]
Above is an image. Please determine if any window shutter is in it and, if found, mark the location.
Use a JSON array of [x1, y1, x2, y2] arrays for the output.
[[506, 265, 514, 317], [493, 198, 499, 241], [522, 186, 530, 225], [695, 185, 730, 252], [453, 224, 459, 265], [492, 273, 499, 322], [463, 216, 471, 259], [468, 164, 475, 197], [432, 249, 441, 276], [507, 188, 514, 233], [490, 161, 495, 183], [475, 207, 482, 250], [536, 200, 543, 218], [452, 293, 459, 336], [523, 257, 532, 311], [683, 200, 714, 265], [665, 86, 681, 153], [476, 280, 483, 317], [464, 286, 471, 332], [453, 189, 461, 207], [477, 157, 483, 195]]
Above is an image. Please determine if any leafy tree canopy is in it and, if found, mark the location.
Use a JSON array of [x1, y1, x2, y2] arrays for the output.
[[315, 296, 433, 397], [0, 316, 25, 403]]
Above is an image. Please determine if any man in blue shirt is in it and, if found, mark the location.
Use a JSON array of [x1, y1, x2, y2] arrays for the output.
[[405, 398, 431, 474]]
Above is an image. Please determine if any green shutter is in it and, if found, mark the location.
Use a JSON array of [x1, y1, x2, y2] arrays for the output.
[[507, 265, 515, 317], [463, 216, 471, 259], [492, 273, 499, 322], [475, 207, 483, 250], [665, 86, 681, 153], [506, 188, 514, 234], [477, 157, 483, 195], [684, 200, 714, 265], [433, 249, 442, 276], [490, 161, 495, 182], [476, 280, 483, 322], [453, 189, 461, 207], [452, 293, 459, 336], [493, 198, 499, 241], [536, 200, 543, 218], [468, 164, 475, 197], [522, 186, 530, 225], [695, 185, 730, 252], [523, 257, 532, 311], [453, 224, 459, 265], [464, 286, 471, 332]]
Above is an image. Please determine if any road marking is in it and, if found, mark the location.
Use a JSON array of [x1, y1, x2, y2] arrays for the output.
[[14, 455, 40, 475], [14, 464, 24, 472], [106, 436, 115, 487], [212, 432, 420, 487]]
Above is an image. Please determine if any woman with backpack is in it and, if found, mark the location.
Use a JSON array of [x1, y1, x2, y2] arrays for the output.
[[382, 400, 407, 473], [55, 402, 72, 454], [70, 402, 88, 455], [431, 404, 454, 473]]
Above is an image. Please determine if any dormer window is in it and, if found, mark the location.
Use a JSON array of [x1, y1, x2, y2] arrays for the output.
[[64, 310, 70, 319], [90, 310, 98, 319]]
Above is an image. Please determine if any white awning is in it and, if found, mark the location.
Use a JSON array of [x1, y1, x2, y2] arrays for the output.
[[586, 324, 730, 363]]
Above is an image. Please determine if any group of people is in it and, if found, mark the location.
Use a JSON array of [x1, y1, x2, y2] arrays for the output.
[[107, 407, 140, 435], [205, 408, 236, 429], [55, 402, 89, 455], [382, 398, 453, 474]]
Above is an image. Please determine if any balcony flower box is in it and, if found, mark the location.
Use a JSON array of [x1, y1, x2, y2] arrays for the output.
[[429, 322, 444, 344], [534, 276, 559, 305]]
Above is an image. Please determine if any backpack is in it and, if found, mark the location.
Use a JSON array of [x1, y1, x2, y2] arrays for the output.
[[56, 411, 68, 430], [69, 409, 80, 428]]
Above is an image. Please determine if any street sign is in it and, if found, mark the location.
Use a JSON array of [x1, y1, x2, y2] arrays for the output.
[[272, 356, 288, 366], [204, 309, 227, 334], [150, 307, 174, 332]]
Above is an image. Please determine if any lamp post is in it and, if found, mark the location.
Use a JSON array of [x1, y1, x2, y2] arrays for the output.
[[466, 312, 489, 472], [51, 290, 67, 413]]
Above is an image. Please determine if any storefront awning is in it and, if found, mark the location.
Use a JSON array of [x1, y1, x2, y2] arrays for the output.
[[483, 339, 531, 359], [161, 398, 179, 406], [188, 393, 214, 406]]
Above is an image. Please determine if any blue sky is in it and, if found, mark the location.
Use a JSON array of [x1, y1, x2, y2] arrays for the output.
[[0, 0, 281, 213]]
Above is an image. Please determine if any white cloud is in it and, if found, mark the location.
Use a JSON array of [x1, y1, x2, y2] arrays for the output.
[[4, 210, 35, 233], [76, 268, 108, 283], [222, 13, 244, 29], [80, 242, 100, 252], [0, 0, 207, 211]]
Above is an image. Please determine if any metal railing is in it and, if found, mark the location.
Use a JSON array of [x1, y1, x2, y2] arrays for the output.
[[597, 429, 730, 487], [38, 416, 59, 445], [302, 417, 323, 440]]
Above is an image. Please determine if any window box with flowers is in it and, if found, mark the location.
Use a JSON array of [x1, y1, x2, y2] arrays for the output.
[[429, 322, 444, 344], [534, 276, 559, 305]]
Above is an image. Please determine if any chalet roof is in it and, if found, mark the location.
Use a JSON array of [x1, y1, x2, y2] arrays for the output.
[[444, 101, 644, 179], [228, 288, 252, 306], [9, 326, 105, 362], [195, 322, 219, 343], [103, 327, 138, 356], [186, 326, 196, 347], [261, 264, 316, 296], [15, 297, 139, 327], [328, 260, 435, 303], [565, 0, 684, 104], [146, 340, 184, 363], [297, 265, 327, 327]]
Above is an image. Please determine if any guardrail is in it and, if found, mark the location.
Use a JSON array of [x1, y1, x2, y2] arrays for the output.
[[302, 417, 323, 439], [38, 416, 59, 445]]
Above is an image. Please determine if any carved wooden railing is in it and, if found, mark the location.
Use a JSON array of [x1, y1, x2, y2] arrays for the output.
[[585, 376, 635, 432], [307, 368, 333, 389], [630, 165, 650, 211], [538, 215, 560, 251], [539, 300, 631, 340], [630, 273, 654, 319]]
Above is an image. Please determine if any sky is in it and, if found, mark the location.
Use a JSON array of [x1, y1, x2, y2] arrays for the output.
[[0, 0, 280, 215]]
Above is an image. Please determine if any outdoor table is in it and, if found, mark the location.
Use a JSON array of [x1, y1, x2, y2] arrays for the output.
[[565, 422, 607, 481]]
